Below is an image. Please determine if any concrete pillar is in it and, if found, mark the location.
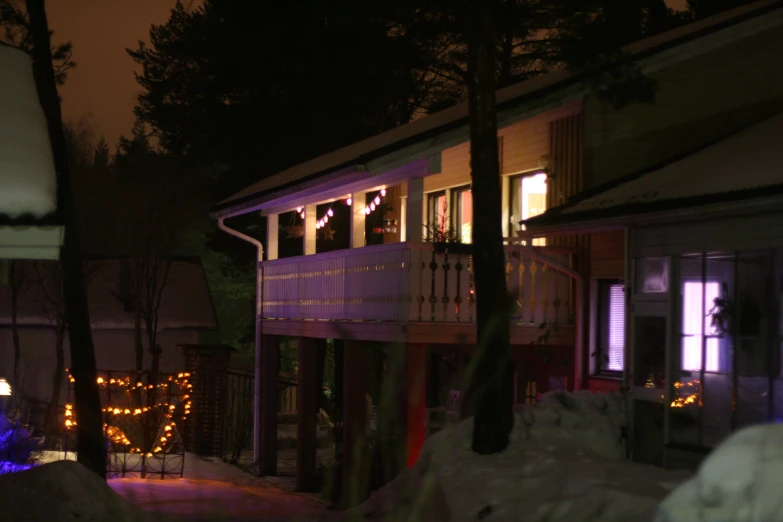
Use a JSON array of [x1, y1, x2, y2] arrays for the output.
[[406, 177, 424, 242], [296, 337, 319, 491], [304, 204, 317, 255], [342, 340, 368, 507], [266, 213, 279, 261], [260, 334, 280, 476], [406, 343, 427, 468], [350, 192, 367, 248]]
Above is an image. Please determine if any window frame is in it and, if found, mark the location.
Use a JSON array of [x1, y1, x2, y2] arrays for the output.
[[426, 190, 447, 240], [596, 279, 626, 376], [508, 170, 548, 246], [451, 184, 472, 244], [680, 278, 725, 373]]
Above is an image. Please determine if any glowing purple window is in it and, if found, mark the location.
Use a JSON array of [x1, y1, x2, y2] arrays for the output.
[[682, 281, 721, 372], [607, 283, 625, 371]]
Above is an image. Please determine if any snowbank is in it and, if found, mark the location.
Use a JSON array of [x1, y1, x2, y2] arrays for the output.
[[363, 391, 689, 522], [656, 423, 783, 521], [0, 44, 57, 219], [0, 460, 148, 522]]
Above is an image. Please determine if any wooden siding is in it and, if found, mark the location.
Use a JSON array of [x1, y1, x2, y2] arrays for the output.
[[590, 230, 625, 279], [583, 23, 783, 189], [420, 102, 582, 194]]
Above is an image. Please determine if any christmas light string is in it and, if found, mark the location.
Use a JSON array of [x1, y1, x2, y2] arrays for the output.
[[65, 371, 191, 457], [298, 188, 386, 231]]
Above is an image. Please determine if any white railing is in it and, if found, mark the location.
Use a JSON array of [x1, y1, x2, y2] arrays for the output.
[[261, 242, 574, 325]]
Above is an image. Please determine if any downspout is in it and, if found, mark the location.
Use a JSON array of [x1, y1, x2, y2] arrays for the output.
[[519, 243, 586, 391], [217, 217, 264, 465]]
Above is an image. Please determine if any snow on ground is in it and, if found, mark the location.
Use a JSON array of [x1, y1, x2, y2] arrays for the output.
[[361, 391, 691, 522], [656, 423, 783, 522], [109, 452, 331, 521], [0, 460, 148, 522]]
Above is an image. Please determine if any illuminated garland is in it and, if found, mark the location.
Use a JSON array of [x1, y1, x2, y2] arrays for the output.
[[363, 188, 386, 216], [65, 371, 191, 457]]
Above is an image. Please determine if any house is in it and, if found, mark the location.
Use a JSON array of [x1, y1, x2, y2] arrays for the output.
[[0, 42, 63, 264], [211, 0, 783, 492], [0, 258, 219, 430]]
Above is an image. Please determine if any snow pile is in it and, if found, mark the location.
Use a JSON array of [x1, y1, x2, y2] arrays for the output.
[[0, 460, 147, 522], [656, 423, 783, 522], [0, 44, 57, 219], [363, 391, 689, 522]]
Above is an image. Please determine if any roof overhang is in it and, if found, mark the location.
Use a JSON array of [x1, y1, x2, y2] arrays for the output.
[[522, 191, 783, 238], [0, 225, 64, 260]]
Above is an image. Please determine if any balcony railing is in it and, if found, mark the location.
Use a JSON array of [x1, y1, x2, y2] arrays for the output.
[[261, 242, 574, 326]]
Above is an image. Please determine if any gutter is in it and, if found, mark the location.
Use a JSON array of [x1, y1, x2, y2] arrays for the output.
[[216, 217, 264, 465], [518, 243, 586, 391]]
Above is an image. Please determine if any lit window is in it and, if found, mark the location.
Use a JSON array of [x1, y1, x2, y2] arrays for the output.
[[510, 172, 547, 246], [682, 281, 721, 372], [427, 191, 447, 240], [453, 186, 472, 243], [599, 281, 625, 372]]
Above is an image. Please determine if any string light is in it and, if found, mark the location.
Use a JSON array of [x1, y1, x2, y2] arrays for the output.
[[363, 188, 386, 215], [65, 371, 191, 456]]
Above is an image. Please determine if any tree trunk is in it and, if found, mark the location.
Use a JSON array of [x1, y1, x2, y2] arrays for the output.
[[26, 0, 106, 479], [465, 0, 514, 455], [45, 323, 66, 438], [134, 305, 144, 372], [10, 261, 23, 405]]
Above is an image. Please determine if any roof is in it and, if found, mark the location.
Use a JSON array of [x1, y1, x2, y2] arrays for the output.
[[523, 110, 783, 230], [0, 258, 218, 330], [0, 43, 59, 223], [213, 0, 783, 217]]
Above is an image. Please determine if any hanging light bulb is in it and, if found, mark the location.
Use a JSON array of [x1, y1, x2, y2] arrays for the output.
[[346, 197, 352, 206], [316, 222, 321, 229], [364, 207, 371, 215], [324, 215, 329, 223], [296, 207, 303, 213], [380, 189, 387, 197], [374, 196, 381, 205], [327, 208, 334, 217], [370, 202, 376, 211], [300, 211, 305, 219]]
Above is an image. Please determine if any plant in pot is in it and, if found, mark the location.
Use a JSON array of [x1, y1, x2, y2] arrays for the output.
[[423, 210, 471, 255]]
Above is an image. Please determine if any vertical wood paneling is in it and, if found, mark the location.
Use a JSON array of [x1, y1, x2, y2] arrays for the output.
[[548, 113, 585, 251]]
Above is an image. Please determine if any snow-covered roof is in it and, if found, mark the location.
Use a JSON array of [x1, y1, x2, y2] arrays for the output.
[[214, 0, 783, 217], [0, 43, 58, 222], [525, 111, 783, 228], [0, 258, 218, 330]]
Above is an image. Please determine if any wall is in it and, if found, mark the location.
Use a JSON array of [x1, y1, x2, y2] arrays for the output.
[[584, 23, 783, 189], [590, 230, 625, 279], [418, 102, 583, 194], [0, 327, 202, 405]]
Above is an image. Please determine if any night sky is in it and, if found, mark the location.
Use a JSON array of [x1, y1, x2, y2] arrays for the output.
[[49, 0, 688, 149]]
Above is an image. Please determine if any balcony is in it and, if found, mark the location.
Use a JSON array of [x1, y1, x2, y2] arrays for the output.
[[260, 242, 576, 344]]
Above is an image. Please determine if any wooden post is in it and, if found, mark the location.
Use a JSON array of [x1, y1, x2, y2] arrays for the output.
[[406, 343, 427, 468], [267, 213, 279, 261], [406, 178, 424, 242], [350, 192, 366, 248], [296, 337, 319, 491], [260, 334, 279, 476], [342, 340, 368, 507], [304, 204, 317, 255]]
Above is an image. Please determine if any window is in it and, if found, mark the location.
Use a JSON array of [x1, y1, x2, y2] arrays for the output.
[[509, 172, 547, 245], [598, 281, 626, 372], [426, 191, 447, 240], [452, 185, 472, 243], [682, 281, 722, 372]]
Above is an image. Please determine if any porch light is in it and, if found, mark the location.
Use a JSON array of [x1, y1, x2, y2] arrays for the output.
[[0, 378, 11, 396]]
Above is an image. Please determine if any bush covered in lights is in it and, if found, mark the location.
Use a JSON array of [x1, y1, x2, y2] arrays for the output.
[[65, 371, 192, 458]]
